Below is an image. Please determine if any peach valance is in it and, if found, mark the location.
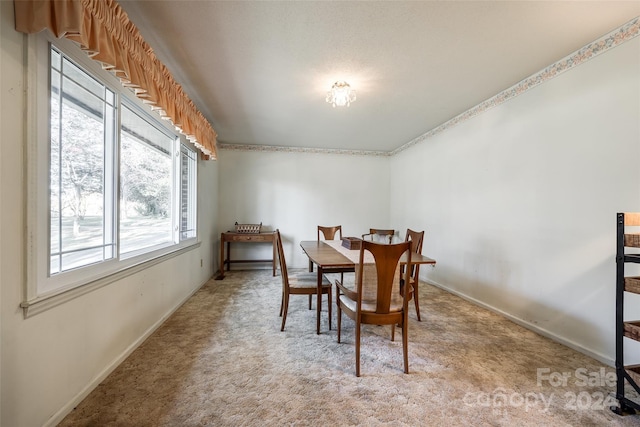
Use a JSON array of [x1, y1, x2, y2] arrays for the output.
[[14, 0, 218, 159]]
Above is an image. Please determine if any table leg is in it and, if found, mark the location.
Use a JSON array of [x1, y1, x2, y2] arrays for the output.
[[216, 236, 225, 280]]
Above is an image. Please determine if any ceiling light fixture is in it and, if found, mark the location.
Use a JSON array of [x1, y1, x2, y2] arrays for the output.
[[326, 81, 356, 108]]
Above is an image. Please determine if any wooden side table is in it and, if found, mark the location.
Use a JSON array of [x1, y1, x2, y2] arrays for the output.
[[216, 231, 277, 279]]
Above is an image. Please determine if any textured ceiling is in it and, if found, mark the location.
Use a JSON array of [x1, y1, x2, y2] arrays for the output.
[[118, 1, 640, 153]]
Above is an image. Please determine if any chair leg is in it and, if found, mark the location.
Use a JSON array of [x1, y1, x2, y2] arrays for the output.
[[280, 292, 290, 331], [413, 281, 421, 321], [308, 294, 312, 310], [328, 286, 332, 331], [391, 324, 395, 341], [402, 314, 409, 374], [337, 301, 342, 343]]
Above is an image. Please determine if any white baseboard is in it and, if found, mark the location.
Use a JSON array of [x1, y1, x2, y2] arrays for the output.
[[44, 279, 209, 427], [425, 278, 614, 367]]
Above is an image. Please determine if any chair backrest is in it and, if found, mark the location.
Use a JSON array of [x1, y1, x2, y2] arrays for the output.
[[362, 228, 394, 244], [275, 229, 289, 287], [405, 229, 424, 254], [356, 240, 411, 314], [318, 225, 342, 240], [404, 229, 424, 280]]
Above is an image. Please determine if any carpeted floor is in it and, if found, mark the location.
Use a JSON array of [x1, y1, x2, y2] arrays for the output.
[[59, 270, 640, 426]]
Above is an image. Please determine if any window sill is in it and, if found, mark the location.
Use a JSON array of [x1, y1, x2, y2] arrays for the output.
[[20, 241, 201, 318]]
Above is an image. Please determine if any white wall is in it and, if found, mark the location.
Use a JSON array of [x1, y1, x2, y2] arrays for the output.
[[390, 37, 640, 365], [2, 1, 638, 424], [218, 149, 390, 268], [0, 2, 220, 426]]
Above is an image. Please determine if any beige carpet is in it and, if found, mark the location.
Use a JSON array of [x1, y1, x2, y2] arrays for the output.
[[59, 270, 640, 426]]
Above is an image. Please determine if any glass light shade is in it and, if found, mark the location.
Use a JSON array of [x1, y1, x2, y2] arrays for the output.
[[326, 81, 356, 107]]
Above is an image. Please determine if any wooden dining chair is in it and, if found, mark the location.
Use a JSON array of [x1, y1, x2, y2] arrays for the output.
[[276, 229, 332, 331], [403, 229, 425, 321], [310, 226, 343, 273], [312, 225, 344, 309], [361, 228, 394, 244], [335, 240, 412, 376], [317, 225, 342, 241]]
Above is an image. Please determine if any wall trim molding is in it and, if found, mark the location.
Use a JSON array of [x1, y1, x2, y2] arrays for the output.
[[219, 16, 640, 157], [218, 142, 390, 157]]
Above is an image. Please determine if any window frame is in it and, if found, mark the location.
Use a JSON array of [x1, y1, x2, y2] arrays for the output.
[[23, 33, 200, 317], [179, 143, 198, 241]]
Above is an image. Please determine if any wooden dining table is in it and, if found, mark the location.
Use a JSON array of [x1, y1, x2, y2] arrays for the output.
[[299, 240, 436, 334]]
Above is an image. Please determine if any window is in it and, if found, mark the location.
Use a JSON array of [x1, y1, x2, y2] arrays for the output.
[[26, 35, 198, 307], [180, 144, 197, 240], [49, 48, 117, 274], [119, 103, 174, 255]]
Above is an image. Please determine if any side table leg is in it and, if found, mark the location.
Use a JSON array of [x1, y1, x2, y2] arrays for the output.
[[216, 235, 225, 280], [272, 236, 277, 276]]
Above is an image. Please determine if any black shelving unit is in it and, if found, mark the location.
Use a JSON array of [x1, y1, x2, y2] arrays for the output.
[[613, 212, 640, 415]]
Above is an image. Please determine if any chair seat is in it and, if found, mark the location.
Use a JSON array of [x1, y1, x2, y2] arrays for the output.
[[339, 294, 403, 313], [289, 272, 331, 289]]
